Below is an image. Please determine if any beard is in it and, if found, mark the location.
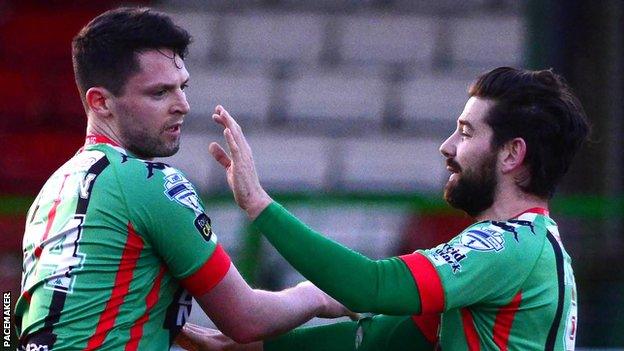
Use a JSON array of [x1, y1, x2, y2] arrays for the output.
[[118, 123, 180, 159], [444, 151, 497, 218]]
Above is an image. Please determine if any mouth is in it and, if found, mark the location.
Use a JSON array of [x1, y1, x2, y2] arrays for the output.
[[165, 122, 183, 134], [446, 160, 461, 173], [446, 160, 461, 180]]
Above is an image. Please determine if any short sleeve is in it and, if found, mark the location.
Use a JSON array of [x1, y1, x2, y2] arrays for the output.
[[401, 220, 545, 312], [120, 160, 231, 296]]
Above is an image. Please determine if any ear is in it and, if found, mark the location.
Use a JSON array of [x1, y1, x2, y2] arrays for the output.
[[499, 137, 527, 174], [85, 87, 113, 118]]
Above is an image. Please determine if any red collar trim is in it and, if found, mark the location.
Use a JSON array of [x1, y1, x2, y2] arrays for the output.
[[514, 207, 549, 218], [85, 134, 121, 147]]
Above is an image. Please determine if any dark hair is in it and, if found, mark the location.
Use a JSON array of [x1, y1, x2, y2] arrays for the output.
[[72, 7, 191, 98], [469, 67, 589, 199]]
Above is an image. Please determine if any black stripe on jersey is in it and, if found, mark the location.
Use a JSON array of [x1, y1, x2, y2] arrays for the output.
[[76, 156, 110, 215], [28, 155, 111, 349], [20, 290, 66, 349], [545, 231, 565, 351]]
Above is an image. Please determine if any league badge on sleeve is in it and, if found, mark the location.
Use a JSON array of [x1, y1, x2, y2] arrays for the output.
[[460, 228, 505, 252], [162, 169, 203, 214], [194, 213, 214, 242]]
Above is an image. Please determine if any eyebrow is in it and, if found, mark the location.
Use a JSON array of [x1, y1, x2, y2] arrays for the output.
[[145, 78, 189, 91], [458, 119, 474, 130]]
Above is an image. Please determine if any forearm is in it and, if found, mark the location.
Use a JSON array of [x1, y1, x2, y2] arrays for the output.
[[265, 315, 434, 351], [243, 283, 328, 341], [253, 202, 421, 315], [197, 266, 333, 344]]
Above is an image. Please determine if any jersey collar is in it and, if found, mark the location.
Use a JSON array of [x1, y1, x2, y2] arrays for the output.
[[85, 134, 121, 147], [82, 134, 131, 157], [512, 207, 549, 218]]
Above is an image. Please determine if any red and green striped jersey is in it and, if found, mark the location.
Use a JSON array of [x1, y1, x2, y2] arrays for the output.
[[15, 136, 231, 350], [400, 209, 578, 350]]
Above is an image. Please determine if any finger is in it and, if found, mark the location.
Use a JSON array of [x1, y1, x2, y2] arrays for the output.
[[183, 322, 207, 334], [217, 107, 247, 148], [175, 329, 199, 351], [214, 106, 255, 159], [212, 112, 226, 129], [209, 142, 232, 168], [214, 105, 239, 131], [223, 128, 240, 161], [347, 310, 361, 321]]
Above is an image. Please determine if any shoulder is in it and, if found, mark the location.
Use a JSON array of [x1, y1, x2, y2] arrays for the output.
[[458, 216, 548, 254], [116, 157, 204, 213]]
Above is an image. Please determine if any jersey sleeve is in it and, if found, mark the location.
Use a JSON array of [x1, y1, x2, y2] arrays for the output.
[[400, 220, 546, 312], [119, 160, 231, 296], [253, 201, 422, 315], [264, 314, 434, 351]]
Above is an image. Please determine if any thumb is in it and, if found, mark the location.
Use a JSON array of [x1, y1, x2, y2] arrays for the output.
[[209, 142, 232, 169], [175, 326, 200, 351], [347, 310, 361, 321]]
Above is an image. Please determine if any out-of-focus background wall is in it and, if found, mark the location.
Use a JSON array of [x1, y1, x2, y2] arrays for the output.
[[0, 0, 622, 347]]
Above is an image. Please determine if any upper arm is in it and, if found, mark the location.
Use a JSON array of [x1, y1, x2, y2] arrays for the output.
[[123, 162, 228, 286], [401, 221, 544, 312], [194, 263, 264, 343]]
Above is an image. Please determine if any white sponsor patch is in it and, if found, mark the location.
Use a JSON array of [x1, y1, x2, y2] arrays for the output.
[[428, 243, 470, 273]]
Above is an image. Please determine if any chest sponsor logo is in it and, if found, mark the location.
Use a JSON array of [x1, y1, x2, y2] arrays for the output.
[[163, 172, 203, 214], [460, 228, 505, 252]]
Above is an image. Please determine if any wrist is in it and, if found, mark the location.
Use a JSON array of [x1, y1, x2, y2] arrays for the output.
[[245, 191, 272, 220], [295, 281, 328, 316]]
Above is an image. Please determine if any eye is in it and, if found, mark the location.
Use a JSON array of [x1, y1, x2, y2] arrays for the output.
[[459, 127, 471, 139], [154, 89, 167, 97]]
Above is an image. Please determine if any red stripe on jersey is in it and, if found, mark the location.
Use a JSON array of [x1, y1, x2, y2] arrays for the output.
[[512, 207, 549, 218], [411, 313, 441, 344], [461, 308, 481, 351], [21, 291, 32, 303], [36, 174, 70, 257], [493, 291, 523, 350], [399, 252, 445, 313], [180, 244, 231, 296], [85, 134, 121, 147], [124, 266, 166, 351], [85, 222, 144, 350]]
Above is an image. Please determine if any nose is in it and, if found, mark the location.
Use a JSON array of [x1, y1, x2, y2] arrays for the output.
[[439, 133, 456, 158], [172, 90, 190, 115]]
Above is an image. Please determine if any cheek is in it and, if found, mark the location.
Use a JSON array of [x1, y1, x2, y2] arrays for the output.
[[124, 101, 163, 126]]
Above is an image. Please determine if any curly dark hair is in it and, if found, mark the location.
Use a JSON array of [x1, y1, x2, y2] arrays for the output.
[[469, 67, 590, 199], [72, 7, 191, 98]]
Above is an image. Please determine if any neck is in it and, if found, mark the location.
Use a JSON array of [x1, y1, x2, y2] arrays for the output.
[[86, 119, 124, 148], [474, 189, 549, 222]]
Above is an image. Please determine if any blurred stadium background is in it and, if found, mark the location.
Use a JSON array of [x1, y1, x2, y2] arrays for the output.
[[0, 0, 622, 348]]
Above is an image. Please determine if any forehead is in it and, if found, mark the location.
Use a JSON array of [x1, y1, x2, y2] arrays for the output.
[[458, 96, 494, 129], [128, 49, 189, 86]]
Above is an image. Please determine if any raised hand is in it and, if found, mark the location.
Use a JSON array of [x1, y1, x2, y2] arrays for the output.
[[208, 105, 272, 219]]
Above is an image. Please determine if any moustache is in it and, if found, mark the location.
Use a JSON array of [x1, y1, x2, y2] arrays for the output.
[[446, 159, 462, 173]]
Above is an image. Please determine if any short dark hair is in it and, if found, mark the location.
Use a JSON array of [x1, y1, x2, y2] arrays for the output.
[[469, 67, 590, 199], [72, 7, 191, 98]]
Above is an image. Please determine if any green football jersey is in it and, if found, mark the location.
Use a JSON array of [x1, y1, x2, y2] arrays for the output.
[[400, 209, 578, 350], [15, 136, 231, 350]]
